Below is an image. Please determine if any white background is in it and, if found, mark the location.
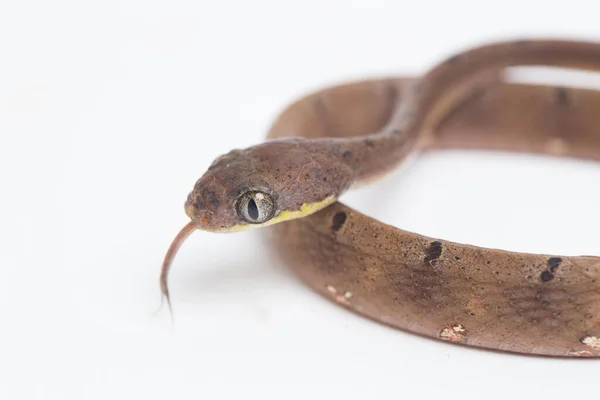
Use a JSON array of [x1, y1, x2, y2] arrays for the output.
[[2, 1, 600, 399]]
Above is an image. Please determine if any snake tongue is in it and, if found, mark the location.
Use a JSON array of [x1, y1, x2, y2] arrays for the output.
[[159, 220, 197, 319]]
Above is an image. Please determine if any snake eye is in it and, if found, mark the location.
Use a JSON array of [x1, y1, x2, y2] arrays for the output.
[[236, 191, 275, 224]]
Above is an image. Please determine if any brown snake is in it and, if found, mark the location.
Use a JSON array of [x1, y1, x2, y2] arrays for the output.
[[162, 39, 600, 357]]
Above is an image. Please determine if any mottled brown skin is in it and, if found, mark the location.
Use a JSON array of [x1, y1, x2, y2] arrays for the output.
[[263, 40, 600, 357], [167, 39, 600, 357], [268, 203, 600, 357]]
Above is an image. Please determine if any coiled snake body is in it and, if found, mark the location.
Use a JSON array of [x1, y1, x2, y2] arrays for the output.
[[161, 40, 600, 357]]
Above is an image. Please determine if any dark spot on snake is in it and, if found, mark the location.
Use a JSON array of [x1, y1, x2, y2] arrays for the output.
[[555, 87, 570, 106], [486, 260, 491, 265], [323, 177, 327, 182], [364, 139, 375, 148], [331, 212, 347, 232], [343, 150, 352, 159], [540, 270, 555, 282], [424, 241, 443, 263], [207, 191, 219, 207], [455, 256, 461, 261], [548, 257, 562, 272]]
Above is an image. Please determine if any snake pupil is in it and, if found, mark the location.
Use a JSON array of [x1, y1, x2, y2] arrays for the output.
[[236, 191, 274, 224], [247, 199, 259, 220]]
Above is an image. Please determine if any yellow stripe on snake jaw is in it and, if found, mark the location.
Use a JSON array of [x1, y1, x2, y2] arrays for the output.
[[221, 195, 337, 232]]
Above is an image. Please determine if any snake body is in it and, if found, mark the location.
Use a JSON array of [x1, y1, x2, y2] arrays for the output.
[[162, 40, 600, 357]]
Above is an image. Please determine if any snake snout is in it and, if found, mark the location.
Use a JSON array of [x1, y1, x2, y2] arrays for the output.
[[184, 192, 215, 229], [184, 192, 195, 219]]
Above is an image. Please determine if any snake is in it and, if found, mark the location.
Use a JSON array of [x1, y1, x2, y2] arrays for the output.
[[160, 39, 600, 357]]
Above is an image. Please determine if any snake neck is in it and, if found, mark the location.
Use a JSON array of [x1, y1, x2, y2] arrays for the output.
[[344, 40, 600, 185]]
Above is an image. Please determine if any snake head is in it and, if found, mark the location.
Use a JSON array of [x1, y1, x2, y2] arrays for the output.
[[184, 138, 355, 232]]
